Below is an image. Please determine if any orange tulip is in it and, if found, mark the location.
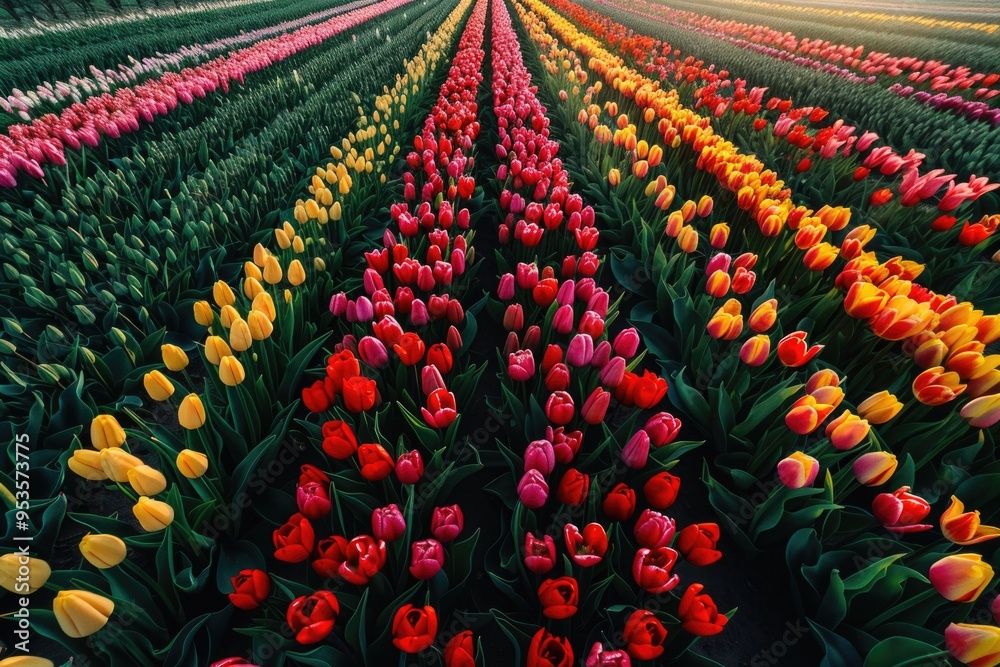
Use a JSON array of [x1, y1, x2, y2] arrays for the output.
[[912, 366, 966, 406], [941, 496, 1000, 546]]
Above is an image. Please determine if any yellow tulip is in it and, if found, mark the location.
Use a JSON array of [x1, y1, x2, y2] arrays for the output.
[[99, 448, 143, 483], [314, 257, 327, 272], [68, 449, 108, 481], [331, 201, 342, 221], [90, 414, 126, 450], [204, 336, 232, 365], [246, 310, 273, 341], [275, 228, 291, 249], [292, 236, 305, 254], [0, 553, 50, 594], [176, 449, 209, 479], [219, 356, 246, 387], [178, 394, 207, 430], [161, 344, 189, 371], [244, 260, 263, 282], [193, 300, 214, 327], [143, 370, 174, 401], [133, 496, 174, 532], [263, 256, 283, 285], [229, 319, 253, 352], [252, 292, 276, 322], [127, 465, 167, 496], [212, 280, 235, 308], [857, 390, 903, 424], [287, 260, 306, 286], [79, 534, 127, 569], [0, 656, 55, 667], [253, 242, 269, 267], [53, 589, 114, 638], [243, 276, 265, 300], [219, 304, 241, 329]]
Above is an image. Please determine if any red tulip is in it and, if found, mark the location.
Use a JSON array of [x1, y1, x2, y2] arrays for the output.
[[545, 391, 575, 426], [676, 523, 722, 565], [678, 583, 728, 636], [643, 472, 681, 509], [372, 504, 406, 542], [776, 331, 823, 367], [358, 443, 395, 481], [444, 630, 475, 667], [395, 450, 424, 484], [623, 610, 667, 661], [538, 576, 579, 619], [603, 483, 637, 522], [524, 532, 557, 574], [633, 547, 680, 594], [273, 513, 314, 563], [556, 468, 590, 506], [564, 522, 608, 567], [644, 412, 682, 447], [321, 420, 358, 459], [338, 535, 387, 585], [422, 388, 458, 428], [409, 538, 445, 579], [634, 509, 676, 549], [392, 604, 438, 653], [342, 375, 378, 412], [286, 590, 340, 644], [872, 486, 932, 533], [431, 504, 464, 542], [296, 482, 332, 520], [527, 628, 573, 667], [229, 569, 270, 610]]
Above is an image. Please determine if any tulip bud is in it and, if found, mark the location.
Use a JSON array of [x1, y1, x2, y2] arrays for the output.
[[176, 449, 209, 479], [945, 623, 1000, 667], [90, 414, 126, 450], [852, 451, 897, 486], [740, 334, 770, 367], [856, 390, 903, 424], [178, 393, 207, 430], [161, 344, 189, 371], [68, 449, 108, 480], [777, 451, 819, 488], [53, 589, 114, 638], [193, 300, 214, 327], [825, 410, 870, 450], [127, 464, 167, 496], [80, 534, 127, 569], [99, 448, 143, 483], [143, 370, 174, 401], [930, 554, 994, 602], [213, 281, 235, 307], [0, 553, 50, 594], [133, 496, 175, 532]]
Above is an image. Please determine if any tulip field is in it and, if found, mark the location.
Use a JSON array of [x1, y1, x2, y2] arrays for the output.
[[1, 0, 1000, 664]]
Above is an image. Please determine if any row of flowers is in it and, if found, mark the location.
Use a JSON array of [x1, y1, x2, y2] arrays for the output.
[[511, 0, 1000, 664], [0, 0, 413, 187], [490, 0, 729, 663], [1, 0, 379, 122]]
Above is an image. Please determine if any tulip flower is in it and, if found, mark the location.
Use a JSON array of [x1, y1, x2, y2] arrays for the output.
[[678, 583, 728, 636], [557, 468, 590, 506], [53, 589, 114, 638], [857, 391, 903, 424], [334, 535, 387, 585], [422, 388, 458, 428], [90, 414, 126, 450], [272, 513, 314, 563], [538, 576, 580, 619], [443, 630, 475, 667], [740, 335, 771, 367], [913, 366, 967, 405], [286, 591, 340, 644], [508, 349, 536, 381], [930, 554, 994, 602], [99, 448, 143, 483], [564, 522, 608, 567], [392, 604, 438, 653], [193, 300, 214, 327], [853, 451, 898, 486], [524, 532, 558, 574], [643, 471, 681, 509], [68, 449, 108, 481], [777, 331, 823, 367], [127, 465, 167, 496], [161, 344, 189, 371], [357, 443, 394, 481], [409, 538, 445, 579], [528, 629, 573, 667], [432, 505, 464, 542], [0, 657, 56, 667], [178, 393, 207, 430], [143, 370, 174, 401], [586, 643, 632, 667], [941, 496, 1000, 546], [677, 523, 722, 565], [945, 623, 1000, 667], [623, 610, 667, 661], [777, 452, 820, 488], [342, 376, 377, 412], [229, 569, 270, 610], [176, 449, 208, 479], [321, 420, 358, 459], [824, 410, 870, 450], [545, 391, 575, 425], [613, 328, 640, 357], [79, 534, 127, 570], [396, 450, 424, 485], [872, 486, 932, 533], [0, 554, 50, 594], [296, 482, 332, 520], [616, 370, 668, 409], [633, 509, 676, 549], [961, 393, 1000, 428], [707, 299, 743, 340], [358, 336, 390, 368], [642, 412, 681, 447], [633, 547, 681, 594], [748, 299, 778, 333], [603, 483, 637, 522], [518, 469, 549, 508]]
